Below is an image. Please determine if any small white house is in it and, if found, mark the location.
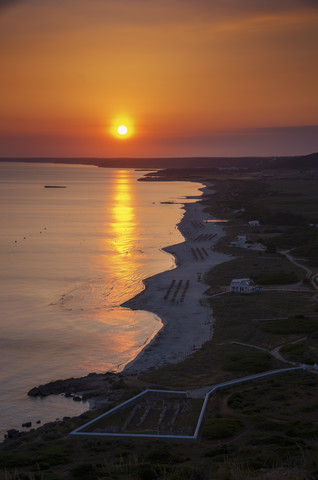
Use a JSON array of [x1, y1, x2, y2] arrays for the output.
[[230, 235, 246, 248], [230, 278, 262, 293], [248, 220, 260, 227], [230, 278, 253, 293]]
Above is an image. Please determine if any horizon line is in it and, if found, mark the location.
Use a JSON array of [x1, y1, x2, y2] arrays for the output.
[[1, 152, 317, 161]]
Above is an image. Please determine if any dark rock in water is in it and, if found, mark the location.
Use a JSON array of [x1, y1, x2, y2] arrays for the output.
[[28, 371, 117, 403], [73, 396, 82, 402], [44, 185, 67, 188], [22, 422, 32, 428], [36, 420, 41, 424], [28, 387, 45, 397], [28, 379, 74, 396]]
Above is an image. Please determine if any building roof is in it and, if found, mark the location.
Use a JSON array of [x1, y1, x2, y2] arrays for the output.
[[231, 278, 251, 284]]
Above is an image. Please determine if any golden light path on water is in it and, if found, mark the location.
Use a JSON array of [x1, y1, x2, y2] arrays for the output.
[[90, 169, 158, 370], [111, 169, 136, 258]]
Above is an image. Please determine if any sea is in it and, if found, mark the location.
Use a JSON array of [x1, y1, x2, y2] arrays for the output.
[[0, 162, 202, 438]]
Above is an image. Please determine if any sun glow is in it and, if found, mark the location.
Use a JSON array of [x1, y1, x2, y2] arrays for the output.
[[117, 125, 128, 135], [110, 116, 134, 139]]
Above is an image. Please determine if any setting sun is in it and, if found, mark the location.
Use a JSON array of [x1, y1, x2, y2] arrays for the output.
[[117, 125, 128, 136], [1, 0, 316, 157], [110, 116, 134, 140]]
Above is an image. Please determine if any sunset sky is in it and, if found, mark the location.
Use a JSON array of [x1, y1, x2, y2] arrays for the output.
[[0, 0, 317, 158]]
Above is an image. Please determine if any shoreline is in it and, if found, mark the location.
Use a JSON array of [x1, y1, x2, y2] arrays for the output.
[[121, 182, 232, 374], [26, 181, 232, 407]]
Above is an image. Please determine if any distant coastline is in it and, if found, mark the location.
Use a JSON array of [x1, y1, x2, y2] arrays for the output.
[[1, 151, 317, 171]]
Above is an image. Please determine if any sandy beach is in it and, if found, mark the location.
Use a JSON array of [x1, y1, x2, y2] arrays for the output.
[[122, 183, 232, 374], [26, 181, 232, 406]]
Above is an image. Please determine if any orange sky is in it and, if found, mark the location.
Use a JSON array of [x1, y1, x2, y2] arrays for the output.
[[0, 0, 317, 157]]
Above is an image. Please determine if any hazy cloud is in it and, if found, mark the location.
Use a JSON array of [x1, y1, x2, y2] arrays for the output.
[[88, 0, 318, 29], [1, 0, 317, 26], [0, 0, 25, 11]]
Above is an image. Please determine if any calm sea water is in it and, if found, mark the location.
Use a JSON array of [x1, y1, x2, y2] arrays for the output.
[[0, 162, 202, 437]]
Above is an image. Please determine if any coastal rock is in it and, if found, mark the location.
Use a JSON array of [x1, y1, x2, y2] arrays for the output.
[[27, 371, 118, 402], [28, 387, 44, 397], [6, 429, 20, 439], [22, 422, 32, 428], [28, 378, 78, 396]]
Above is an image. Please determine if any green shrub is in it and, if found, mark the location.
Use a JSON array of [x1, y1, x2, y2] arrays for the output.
[[71, 463, 97, 479], [247, 434, 295, 447], [280, 343, 316, 364], [204, 444, 235, 457], [0, 453, 32, 468], [132, 462, 158, 480], [202, 417, 243, 440], [169, 466, 206, 480], [258, 316, 318, 334], [223, 352, 272, 373], [256, 271, 299, 285], [283, 421, 318, 439], [146, 444, 184, 465], [37, 446, 71, 466], [227, 392, 244, 409]]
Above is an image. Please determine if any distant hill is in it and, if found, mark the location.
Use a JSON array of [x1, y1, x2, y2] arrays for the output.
[[0, 153, 316, 170], [273, 152, 318, 169]]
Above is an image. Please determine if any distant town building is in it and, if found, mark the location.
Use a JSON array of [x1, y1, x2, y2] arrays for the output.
[[230, 235, 246, 248], [248, 220, 260, 227], [230, 278, 261, 293], [230, 278, 252, 293]]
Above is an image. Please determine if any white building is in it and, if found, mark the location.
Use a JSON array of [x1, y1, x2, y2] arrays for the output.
[[230, 278, 253, 293], [230, 235, 246, 248], [230, 278, 262, 293], [248, 220, 260, 227]]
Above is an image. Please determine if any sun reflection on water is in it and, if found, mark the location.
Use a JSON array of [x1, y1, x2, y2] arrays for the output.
[[111, 170, 137, 257], [82, 169, 161, 371], [90, 170, 160, 368]]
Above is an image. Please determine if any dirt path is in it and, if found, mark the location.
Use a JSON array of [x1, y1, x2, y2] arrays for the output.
[[280, 249, 312, 279]]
